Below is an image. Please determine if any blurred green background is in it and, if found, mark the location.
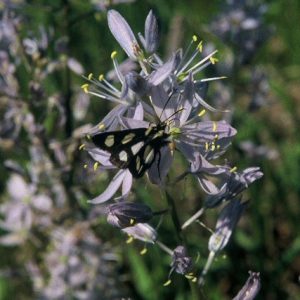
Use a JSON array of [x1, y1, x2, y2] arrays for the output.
[[1, 0, 300, 299]]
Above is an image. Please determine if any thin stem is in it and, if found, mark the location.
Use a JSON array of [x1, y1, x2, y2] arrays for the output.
[[181, 207, 206, 230], [62, 0, 73, 138], [164, 189, 204, 300], [165, 190, 183, 242], [156, 240, 173, 255], [198, 251, 216, 286]]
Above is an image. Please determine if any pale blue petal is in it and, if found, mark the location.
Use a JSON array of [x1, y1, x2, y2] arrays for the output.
[[108, 10, 139, 59], [88, 170, 126, 204]]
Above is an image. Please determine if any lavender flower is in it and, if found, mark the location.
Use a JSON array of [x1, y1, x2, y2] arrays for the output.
[[208, 199, 246, 253], [122, 223, 157, 243], [233, 271, 261, 300], [205, 167, 263, 208], [210, 0, 272, 64], [0, 174, 52, 246], [170, 245, 193, 276], [81, 9, 264, 289]]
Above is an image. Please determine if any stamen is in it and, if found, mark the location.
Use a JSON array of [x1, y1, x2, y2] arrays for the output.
[[88, 73, 93, 80], [126, 236, 134, 244], [192, 35, 198, 42], [197, 40, 203, 52], [81, 84, 89, 93], [211, 142, 216, 151], [209, 56, 219, 64], [212, 122, 217, 132], [111, 52, 124, 84], [93, 162, 99, 171], [163, 280, 172, 286], [200, 76, 227, 82], [187, 50, 218, 74], [98, 74, 104, 81], [205, 142, 209, 151], [83, 164, 88, 169], [79, 144, 85, 150], [230, 166, 237, 173], [198, 109, 206, 117], [111, 51, 117, 59], [140, 248, 147, 255]]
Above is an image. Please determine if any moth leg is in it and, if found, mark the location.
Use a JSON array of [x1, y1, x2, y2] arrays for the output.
[[157, 150, 162, 181]]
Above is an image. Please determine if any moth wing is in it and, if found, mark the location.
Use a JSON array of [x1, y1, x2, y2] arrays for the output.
[[127, 141, 160, 178], [91, 128, 147, 153]]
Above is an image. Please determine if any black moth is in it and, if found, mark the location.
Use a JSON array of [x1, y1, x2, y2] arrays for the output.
[[91, 122, 171, 178]]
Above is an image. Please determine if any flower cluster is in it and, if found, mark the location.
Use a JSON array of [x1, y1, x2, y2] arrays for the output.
[[83, 9, 263, 285]]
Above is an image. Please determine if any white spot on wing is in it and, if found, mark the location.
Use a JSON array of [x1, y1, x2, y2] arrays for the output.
[[131, 141, 144, 155], [122, 133, 135, 144], [136, 156, 141, 172], [105, 135, 115, 147], [144, 146, 154, 164], [119, 150, 128, 162]]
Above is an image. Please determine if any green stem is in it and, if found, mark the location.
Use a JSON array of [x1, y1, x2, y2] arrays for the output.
[[164, 189, 204, 300]]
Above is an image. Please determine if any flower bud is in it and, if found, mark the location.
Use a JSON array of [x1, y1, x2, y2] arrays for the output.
[[107, 202, 153, 229], [171, 246, 193, 275], [122, 223, 157, 243]]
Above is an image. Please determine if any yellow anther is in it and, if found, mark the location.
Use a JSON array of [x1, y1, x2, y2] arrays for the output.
[[93, 162, 99, 171], [163, 280, 172, 287], [192, 35, 198, 42], [230, 166, 237, 173], [214, 134, 219, 140], [205, 142, 209, 152], [211, 142, 216, 151], [197, 40, 203, 52], [191, 277, 197, 283], [81, 84, 89, 93], [98, 123, 105, 130], [79, 144, 86, 150], [130, 218, 135, 225], [185, 274, 195, 280], [140, 248, 147, 255], [111, 51, 117, 59], [198, 109, 206, 117], [86, 134, 91, 140], [98, 74, 104, 81], [217, 145, 221, 150], [126, 236, 134, 244], [212, 122, 217, 132], [83, 164, 88, 169], [88, 73, 93, 80], [210, 56, 219, 64]]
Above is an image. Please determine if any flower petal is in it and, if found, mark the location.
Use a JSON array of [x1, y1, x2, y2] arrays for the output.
[[122, 170, 133, 196], [179, 73, 194, 124], [149, 54, 176, 86], [208, 199, 246, 252], [88, 170, 126, 204], [144, 10, 159, 53], [108, 10, 139, 59]]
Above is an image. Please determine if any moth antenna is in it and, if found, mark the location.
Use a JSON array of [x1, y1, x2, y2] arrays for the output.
[[164, 107, 185, 126], [158, 92, 173, 121]]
